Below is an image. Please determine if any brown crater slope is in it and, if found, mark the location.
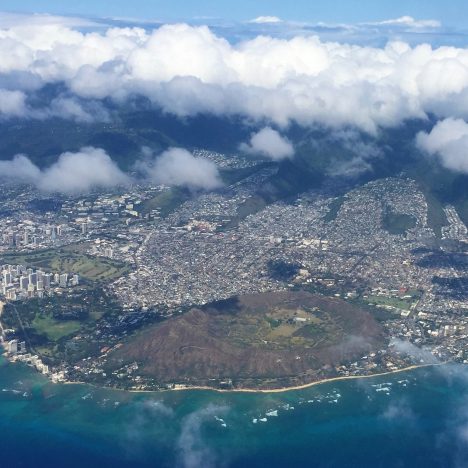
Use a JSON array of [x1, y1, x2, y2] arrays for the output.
[[106, 291, 386, 389]]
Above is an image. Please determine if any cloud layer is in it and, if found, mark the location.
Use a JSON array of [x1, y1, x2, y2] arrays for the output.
[[0, 145, 225, 194], [0, 19, 468, 133], [240, 127, 294, 160]]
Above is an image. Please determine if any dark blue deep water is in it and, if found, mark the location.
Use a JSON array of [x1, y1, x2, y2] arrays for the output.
[[0, 358, 467, 468]]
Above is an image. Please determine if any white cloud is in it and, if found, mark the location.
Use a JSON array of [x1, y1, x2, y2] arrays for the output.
[[0, 154, 41, 181], [240, 127, 294, 160], [137, 148, 223, 190], [38, 147, 130, 192], [0, 20, 467, 134], [0, 88, 109, 122], [0, 146, 225, 193], [381, 399, 416, 423], [416, 118, 468, 173], [0, 147, 130, 193], [249, 16, 283, 24], [0, 89, 28, 117], [177, 405, 228, 468], [48, 96, 110, 123]]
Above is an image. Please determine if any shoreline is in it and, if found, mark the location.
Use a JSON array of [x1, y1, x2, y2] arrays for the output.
[[0, 301, 5, 343], [59, 362, 449, 395], [158, 363, 447, 394], [0, 308, 451, 395]]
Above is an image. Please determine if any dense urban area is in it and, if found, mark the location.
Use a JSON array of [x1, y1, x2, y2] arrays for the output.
[[0, 150, 467, 390]]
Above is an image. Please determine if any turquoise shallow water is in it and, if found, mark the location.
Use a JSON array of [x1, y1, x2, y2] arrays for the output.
[[0, 357, 467, 467]]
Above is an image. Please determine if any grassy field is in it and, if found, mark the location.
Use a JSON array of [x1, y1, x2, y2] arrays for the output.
[[382, 211, 417, 235], [324, 196, 345, 222], [32, 313, 81, 341], [0, 247, 130, 283], [1, 289, 123, 364], [366, 295, 414, 311]]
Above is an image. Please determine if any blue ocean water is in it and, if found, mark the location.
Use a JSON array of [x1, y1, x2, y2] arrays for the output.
[[0, 357, 466, 468]]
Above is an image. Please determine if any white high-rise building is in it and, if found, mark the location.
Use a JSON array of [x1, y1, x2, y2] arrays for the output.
[[59, 274, 68, 288], [3, 272, 12, 285], [7, 340, 18, 354], [6, 289, 17, 301]]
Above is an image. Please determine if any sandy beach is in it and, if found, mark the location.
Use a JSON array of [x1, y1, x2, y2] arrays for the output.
[[163, 363, 447, 394], [57, 362, 448, 395], [0, 301, 5, 342]]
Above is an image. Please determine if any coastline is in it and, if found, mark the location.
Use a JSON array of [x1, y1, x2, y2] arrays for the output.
[[58, 362, 449, 395], [161, 363, 448, 394], [0, 304, 451, 395], [0, 301, 5, 343]]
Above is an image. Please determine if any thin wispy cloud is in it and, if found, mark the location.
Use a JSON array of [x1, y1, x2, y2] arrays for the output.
[[0, 12, 101, 29], [249, 16, 283, 24], [366, 16, 441, 29], [177, 405, 229, 468]]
